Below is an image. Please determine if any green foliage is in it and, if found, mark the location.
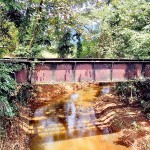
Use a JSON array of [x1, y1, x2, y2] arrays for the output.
[[17, 84, 34, 106], [57, 31, 74, 58], [0, 0, 150, 58], [0, 62, 26, 116], [116, 79, 150, 119], [14, 45, 44, 58], [76, 0, 150, 58], [0, 5, 19, 57], [0, 62, 32, 144], [0, 62, 16, 141], [98, 0, 150, 58], [78, 39, 98, 58], [116, 82, 136, 103], [0, 63, 17, 96], [0, 96, 14, 117], [75, 32, 83, 58], [0, 0, 74, 57]]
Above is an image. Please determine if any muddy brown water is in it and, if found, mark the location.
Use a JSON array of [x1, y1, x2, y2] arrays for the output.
[[29, 85, 131, 150]]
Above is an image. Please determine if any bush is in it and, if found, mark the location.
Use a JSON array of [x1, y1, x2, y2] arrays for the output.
[[116, 79, 150, 119]]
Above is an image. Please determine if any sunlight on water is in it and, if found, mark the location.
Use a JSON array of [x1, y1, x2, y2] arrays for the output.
[[70, 93, 79, 101], [102, 86, 111, 95], [29, 86, 131, 150]]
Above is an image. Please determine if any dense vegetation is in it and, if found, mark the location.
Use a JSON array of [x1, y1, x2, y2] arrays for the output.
[[116, 80, 150, 119], [0, 0, 150, 58], [0, 62, 31, 143]]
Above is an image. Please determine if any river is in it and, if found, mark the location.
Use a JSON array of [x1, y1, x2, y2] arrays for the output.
[[28, 85, 131, 150]]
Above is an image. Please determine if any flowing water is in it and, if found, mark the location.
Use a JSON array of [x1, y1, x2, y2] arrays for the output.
[[29, 85, 131, 150]]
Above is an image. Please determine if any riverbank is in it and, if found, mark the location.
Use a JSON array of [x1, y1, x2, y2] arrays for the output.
[[29, 83, 101, 111], [29, 83, 149, 150], [1, 83, 149, 150], [93, 91, 150, 150], [0, 105, 30, 150]]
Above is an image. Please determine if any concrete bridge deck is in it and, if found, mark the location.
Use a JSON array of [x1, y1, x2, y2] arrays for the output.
[[1, 58, 150, 83]]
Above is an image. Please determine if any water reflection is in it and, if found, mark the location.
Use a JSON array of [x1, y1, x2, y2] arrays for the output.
[[70, 93, 79, 101], [102, 86, 111, 95], [29, 86, 131, 150]]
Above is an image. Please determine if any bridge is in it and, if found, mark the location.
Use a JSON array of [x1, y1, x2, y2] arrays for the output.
[[1, 58, 150, 84]]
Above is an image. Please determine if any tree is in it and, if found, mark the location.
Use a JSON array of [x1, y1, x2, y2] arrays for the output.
[[0, 0, 95, 58], [57, 31, 74, 58], [1, 0, 150, 59], [0, 3, 19, 57], [76, 0, 150, 59], [95, 0, 150, 58]]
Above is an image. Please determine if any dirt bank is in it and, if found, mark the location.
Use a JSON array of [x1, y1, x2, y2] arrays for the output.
[[93, 93, 150, 150], [0, 105, 30, 150], [30, 83, 149, 150], [1, 83, 149, 150], [30, 83, 101, 111]]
